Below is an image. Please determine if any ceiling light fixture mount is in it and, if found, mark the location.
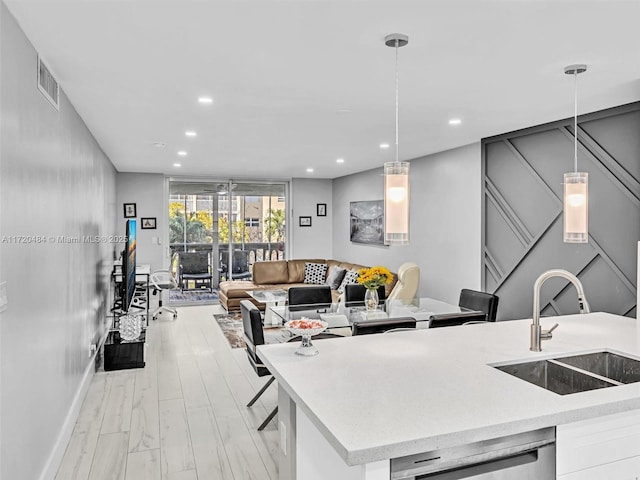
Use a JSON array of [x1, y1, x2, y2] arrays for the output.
[[383, 33, 410, 246], [563, 63, 588, 244]]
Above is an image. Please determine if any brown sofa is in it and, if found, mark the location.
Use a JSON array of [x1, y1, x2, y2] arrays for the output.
[[218, 259, 397, 311]]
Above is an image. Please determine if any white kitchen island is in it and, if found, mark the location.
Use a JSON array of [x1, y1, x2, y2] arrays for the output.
[[258, 312, 640, 479]]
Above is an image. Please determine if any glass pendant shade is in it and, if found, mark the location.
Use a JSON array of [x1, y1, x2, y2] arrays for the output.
[[384, 161, 410, 245], [563, 171, 588, 243]]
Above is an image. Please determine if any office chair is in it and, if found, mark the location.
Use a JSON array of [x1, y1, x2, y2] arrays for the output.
[[352, 317, 416, 336], [459, 289, 499, 322], [150, 270, 178, 320], [240, 300, 277, 431], [287, 286, 332, 312], [344, 284, 386, 307]]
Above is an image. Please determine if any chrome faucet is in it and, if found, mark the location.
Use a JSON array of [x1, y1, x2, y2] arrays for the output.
[[531, 269, 591, 352]]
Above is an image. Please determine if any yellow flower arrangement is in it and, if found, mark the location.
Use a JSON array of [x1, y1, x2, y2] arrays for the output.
[[357, 265, 393, 290]]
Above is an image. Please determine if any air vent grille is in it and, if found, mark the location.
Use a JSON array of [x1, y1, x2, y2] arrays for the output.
[[37, 55, 59, 110]]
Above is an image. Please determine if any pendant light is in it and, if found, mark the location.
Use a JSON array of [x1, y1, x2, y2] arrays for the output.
[[563, 64, 588, 243], [384, 33, 410, 245]]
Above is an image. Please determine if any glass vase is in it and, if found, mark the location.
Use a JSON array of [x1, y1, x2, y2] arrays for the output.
[[119, 314, 142, 341], [364, 288, 379, 311]]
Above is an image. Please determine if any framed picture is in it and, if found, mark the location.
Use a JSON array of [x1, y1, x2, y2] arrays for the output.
[[350, 200, 386, 245], [123, 203, 137, 218], [317, 203, 327, 216], [299, 216, 312, 227], [141, 217, 156, 230]]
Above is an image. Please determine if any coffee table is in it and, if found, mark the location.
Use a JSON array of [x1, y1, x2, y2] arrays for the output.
[[246, 289, 288, 326]]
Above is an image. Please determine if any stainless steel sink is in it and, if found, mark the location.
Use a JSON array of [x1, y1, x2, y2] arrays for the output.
[[493, 350, 640, 395], [555, 351, 640, 385]]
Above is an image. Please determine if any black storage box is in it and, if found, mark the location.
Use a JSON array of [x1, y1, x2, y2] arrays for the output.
[[104, 330, 145, 370]]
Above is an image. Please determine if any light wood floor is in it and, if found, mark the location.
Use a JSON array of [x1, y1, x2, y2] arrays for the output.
[[55, 305, 279, 480]]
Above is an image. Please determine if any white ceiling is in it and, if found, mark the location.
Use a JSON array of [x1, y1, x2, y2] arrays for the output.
[[5, 0, 640, 180]]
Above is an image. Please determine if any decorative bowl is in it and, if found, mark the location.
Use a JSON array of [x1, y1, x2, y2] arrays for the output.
[[284, 319, 328, 356]]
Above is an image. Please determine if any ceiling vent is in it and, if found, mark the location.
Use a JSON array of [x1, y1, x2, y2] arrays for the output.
[[37, 55, 59, 111]]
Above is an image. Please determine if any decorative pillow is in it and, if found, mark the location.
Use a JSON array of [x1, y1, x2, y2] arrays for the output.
[[325, 266, 347, 290], [303, 262, 328, 284], [337, 270, 359, 294]]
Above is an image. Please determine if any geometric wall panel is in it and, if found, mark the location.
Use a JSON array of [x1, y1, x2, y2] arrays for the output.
[[482, 102, 640, 321]]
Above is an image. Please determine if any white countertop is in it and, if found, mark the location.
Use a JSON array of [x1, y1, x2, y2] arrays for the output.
[[258, 312, 640, 465]]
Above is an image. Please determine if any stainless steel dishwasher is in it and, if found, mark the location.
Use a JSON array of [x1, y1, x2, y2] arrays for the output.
[[390, 427, 555, 479]]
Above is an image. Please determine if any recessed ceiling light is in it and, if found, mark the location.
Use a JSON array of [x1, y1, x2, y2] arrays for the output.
[[198, 97, 213, 104], [151, 142, 166, 148], [380, 143, 390, 149], [173, 163, 182, 167], [185, 131, 197, 137], [177, 151, 187, 156], [336, 158, 345, 164], [306, 168, 314, 173], [449, 118, 462, 125]]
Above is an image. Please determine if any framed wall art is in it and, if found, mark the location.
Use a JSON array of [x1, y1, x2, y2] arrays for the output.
[[349, 200, 385, 245]]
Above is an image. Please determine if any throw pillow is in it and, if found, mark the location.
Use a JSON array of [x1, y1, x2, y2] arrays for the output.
[[325, 266, 347, 290], [337, 270, 359, 294], [304, 262, 328, 284]]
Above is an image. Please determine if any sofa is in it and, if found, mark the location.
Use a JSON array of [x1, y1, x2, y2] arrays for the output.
[[219, 259, 400, 311]]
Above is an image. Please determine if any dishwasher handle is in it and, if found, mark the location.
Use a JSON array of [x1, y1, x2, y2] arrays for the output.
[[391, 428, 555, 480]]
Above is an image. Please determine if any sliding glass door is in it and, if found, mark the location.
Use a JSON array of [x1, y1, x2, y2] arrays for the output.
[[168, 180, 287, 303]]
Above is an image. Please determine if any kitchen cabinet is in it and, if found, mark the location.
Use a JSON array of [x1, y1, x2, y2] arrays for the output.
[[557, 409, 640, 479]]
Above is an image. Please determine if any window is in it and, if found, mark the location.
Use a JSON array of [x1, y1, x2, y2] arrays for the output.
[[244, 218, 260, 227]]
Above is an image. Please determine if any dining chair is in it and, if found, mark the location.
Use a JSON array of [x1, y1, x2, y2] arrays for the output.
[[352, 317, 417, 336], [287, 285, 332, 312], [429, 311, 489, 328], [459, 289, 499, 322], [239, 300, 278, 431], [344, 284, 386, 307]]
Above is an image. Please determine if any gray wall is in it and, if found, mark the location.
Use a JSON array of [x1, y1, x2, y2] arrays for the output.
[[0, 4, 117, 479], [483, 102, 639, 321], [290, 178, 333, 259], [332, 143, 482, 305], [117, 172, 166, 271]]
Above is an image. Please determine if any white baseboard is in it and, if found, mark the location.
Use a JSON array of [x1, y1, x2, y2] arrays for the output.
[[38, 329, 109, 480]]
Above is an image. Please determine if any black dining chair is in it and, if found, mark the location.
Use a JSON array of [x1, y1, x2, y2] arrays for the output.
[[239, 300, 278, 431], [459, 289, 499, 322], [352, 317, 417, 336], [287, 285, 332, 312], [429, 311, 489, 328], [344, 284, 387, 307]]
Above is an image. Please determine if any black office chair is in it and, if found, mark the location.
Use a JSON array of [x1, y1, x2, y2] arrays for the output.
[[240, 300, 277, 431], [287, 286, 332, 312], [429, 311, 489, 328], [177, 252, 213, 292], [352, 317, 417, 336], [459, 289, 499, 322], [344, 284, 386, 307]]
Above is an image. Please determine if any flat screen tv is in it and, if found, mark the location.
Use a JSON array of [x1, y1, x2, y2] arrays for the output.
[[123, 219, 137, 311]]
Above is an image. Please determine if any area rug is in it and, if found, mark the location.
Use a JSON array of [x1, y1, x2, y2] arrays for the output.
[[170, 289, 219, 303], [213, 312, 291, 349]]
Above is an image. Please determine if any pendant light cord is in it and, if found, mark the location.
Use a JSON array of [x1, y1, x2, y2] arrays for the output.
[[395, 39, 399, 164], [573, 71, 578, 173]]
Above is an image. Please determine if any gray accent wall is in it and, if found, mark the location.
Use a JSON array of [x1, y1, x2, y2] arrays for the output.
[[332, 143, 482, 305], [483, 102, 640, 321], [0, 4, 117, 479]]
